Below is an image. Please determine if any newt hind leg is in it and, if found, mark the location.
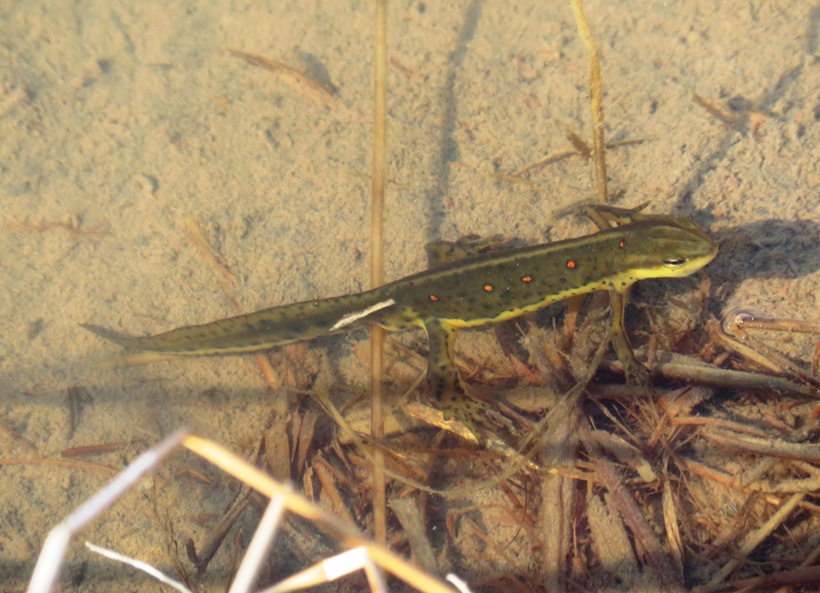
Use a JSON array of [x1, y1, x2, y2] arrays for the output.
[[424, 234, 508, 268], [424, 318, 501, 440]]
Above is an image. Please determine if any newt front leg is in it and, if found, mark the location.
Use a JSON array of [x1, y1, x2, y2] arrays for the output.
[[608, 284, 650, 384]]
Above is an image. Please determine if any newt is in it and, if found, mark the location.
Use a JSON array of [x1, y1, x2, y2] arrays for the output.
[[83, 205, 718, 437]]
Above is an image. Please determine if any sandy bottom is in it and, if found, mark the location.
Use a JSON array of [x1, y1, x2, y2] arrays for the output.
[[1, 0, 817, 591]]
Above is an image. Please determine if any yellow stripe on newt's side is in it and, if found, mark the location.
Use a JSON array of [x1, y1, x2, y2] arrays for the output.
[[83, 205, 718, 437]]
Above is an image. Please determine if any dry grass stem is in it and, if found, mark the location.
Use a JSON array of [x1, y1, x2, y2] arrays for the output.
[[227, 49, 336, 104], [228, 491, 289, 593], [570, 0, 607, 203], [370, 0, 389, 546], [27, 430, 187, 593], [183, 435, 457, 593], [389, 497, 440, 576], [85, 541, 193, 593]]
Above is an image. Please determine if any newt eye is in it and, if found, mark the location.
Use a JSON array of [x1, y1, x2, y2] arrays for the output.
[[663, 257, 687, 268]]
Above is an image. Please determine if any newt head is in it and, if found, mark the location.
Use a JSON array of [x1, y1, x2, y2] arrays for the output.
[[623, 217, 719, 280]]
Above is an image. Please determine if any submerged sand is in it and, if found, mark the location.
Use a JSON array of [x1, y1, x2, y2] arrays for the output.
[[1, 0, 817, 590]]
